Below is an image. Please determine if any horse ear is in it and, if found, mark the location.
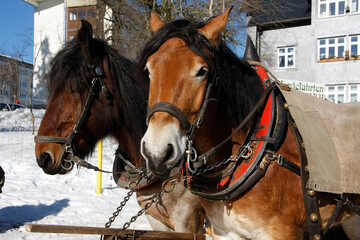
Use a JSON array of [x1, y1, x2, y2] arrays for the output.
[[78, 20, 93, 47], [150, 13, 165, 33], [198, 7, 233, 46]]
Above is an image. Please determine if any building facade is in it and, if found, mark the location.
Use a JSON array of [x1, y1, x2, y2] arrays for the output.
[[0, 55, 33, 105], [245, 0, 360, 103], [23, 0, 101, 105]]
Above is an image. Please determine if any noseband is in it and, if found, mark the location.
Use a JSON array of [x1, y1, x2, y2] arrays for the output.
[[146, 79, 215, 139], [146, 76, 217, 171], [34, 65, 112, 170]]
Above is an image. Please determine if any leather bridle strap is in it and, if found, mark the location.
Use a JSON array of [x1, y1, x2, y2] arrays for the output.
[[34, 74, 101, 147], [146, 81, 214, 139], [193, 83, 275, 168], [146, 102, 191, 131], [34, 136, 68, 144]]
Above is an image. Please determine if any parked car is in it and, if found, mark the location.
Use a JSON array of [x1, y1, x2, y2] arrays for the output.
[[0, 103, 25, 111]]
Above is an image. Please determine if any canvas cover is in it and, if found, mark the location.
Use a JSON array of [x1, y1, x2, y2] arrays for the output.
[[279, 85, 360, 194]]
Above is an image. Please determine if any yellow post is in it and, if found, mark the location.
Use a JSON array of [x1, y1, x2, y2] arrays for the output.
[[96, 140, 103, 194]]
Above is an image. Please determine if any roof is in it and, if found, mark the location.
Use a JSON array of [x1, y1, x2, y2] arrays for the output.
[[23, 0, 44, 7], [241, 0, 311, 30]]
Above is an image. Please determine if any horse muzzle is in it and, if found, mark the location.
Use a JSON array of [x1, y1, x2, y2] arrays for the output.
[[141, 122, 186, 179], [36, 148, 74, 175]]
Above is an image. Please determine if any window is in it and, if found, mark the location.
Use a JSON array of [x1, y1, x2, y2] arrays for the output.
[[319, 0, 346, 17], [79, 10, 86, 20], [351, 0, 359, 13], [327, 85, 345, 103], [327, 84, 360, 103], [350, 35, 360, 57], [318, 36, 345, 59], [350, 85, 360, 102], [87, 9, 95, 19], [70, 11, 77, 21], [278, 46, 295, 68], [19, 69, 27, 76]]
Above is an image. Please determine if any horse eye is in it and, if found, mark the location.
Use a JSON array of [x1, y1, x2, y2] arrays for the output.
[[144, 66, 151, 78], [196, 67, 208, 78]]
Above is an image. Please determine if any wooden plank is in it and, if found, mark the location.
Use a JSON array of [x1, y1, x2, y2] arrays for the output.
[[25, 224, 206, 240]]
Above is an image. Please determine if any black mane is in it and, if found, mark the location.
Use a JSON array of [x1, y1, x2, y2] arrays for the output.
[[137, 18, 264, 126], [48, 34, 147, 149]]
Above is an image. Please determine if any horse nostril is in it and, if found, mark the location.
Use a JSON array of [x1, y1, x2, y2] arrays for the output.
[[37, 152, 54, 170], [164, 144, 174, 162]]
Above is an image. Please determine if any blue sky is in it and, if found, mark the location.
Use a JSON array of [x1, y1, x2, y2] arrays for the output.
[[0, 0, 34, 63]]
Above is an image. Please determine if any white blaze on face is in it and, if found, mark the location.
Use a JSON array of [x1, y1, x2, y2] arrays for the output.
[[141, 120, 187, 177]]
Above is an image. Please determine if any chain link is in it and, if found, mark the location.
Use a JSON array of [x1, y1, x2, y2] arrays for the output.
[[103, 142, 253, 239]]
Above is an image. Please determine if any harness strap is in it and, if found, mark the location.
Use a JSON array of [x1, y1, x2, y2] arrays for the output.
[[67, 77, 99, 146], [323, 198, 344, 235], [323, 193, 360, 235], [288, 112, 322, 239], [194, 83, 275, 168], [146, 82, 214, 136], [277, 154, 301, 176], [187, 82, 214, 140], [147, 102, 191, 131], [34, 136, 68, 144]]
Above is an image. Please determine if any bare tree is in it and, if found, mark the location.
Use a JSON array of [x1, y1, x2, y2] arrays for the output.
[[97, 0, 247, 59]]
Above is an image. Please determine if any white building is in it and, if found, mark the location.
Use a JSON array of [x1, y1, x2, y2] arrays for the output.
[[23, 0, 99, 105], [243, 0, 360, 103]]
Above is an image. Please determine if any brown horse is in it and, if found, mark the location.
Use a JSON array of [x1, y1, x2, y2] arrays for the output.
[[34, 20, 205, 234], [138, 9, 360, 239]]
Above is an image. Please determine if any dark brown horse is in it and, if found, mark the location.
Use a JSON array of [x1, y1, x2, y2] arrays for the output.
[[138, 9, 360, 239], [34, 20, 205, 234]]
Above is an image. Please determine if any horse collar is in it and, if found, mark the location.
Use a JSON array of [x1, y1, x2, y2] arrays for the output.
[[184, 65, 289, 200]]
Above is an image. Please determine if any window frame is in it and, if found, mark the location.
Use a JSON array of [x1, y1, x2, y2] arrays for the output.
[[78, 10, 86, 20], [319, 0, 346, 18], [350, 35, 360, 57], [326, 84, 345, 103], [277, 46, 296, 69], [351, 0, 360, 13], [349, 84, 360, 102], [69, 10, 77, 21], [318, 36, 346, 60]]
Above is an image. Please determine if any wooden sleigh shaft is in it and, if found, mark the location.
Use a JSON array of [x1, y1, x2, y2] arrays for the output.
[[25, 224, 206, 240]]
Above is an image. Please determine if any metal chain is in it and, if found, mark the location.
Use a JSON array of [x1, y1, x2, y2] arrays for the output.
[[106, 178, 173, 239], [103, 142, 253, 239], [104, 169, 151, 229], [189, 142, 253, 177]]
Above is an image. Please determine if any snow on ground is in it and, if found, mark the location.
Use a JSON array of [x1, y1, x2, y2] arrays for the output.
[[0, 108, 153, 239]]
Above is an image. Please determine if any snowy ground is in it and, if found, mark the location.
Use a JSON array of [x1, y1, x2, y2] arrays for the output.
[[0, 108, 153, 239]]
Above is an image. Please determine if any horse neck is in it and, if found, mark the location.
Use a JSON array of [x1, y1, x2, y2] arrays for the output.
[[112, 127, 143, 167]]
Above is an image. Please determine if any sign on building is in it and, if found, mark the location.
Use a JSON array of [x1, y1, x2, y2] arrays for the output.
[[279, 79, 326, 99]]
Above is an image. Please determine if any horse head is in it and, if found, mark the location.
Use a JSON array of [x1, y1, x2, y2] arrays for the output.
[[140, 8, 226, 178], [35, 20, 144, 175], [139, 8, 263, 179]]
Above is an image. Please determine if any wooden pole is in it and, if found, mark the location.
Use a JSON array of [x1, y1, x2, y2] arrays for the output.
[[25, 224, 206, 240], [96, 140, 102, 194]]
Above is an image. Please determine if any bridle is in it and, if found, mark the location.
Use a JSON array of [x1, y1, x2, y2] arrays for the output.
[[34, 65, 112, 171], [146, 75, 274, 173], [146, 74, 217, 167]]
